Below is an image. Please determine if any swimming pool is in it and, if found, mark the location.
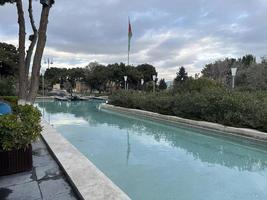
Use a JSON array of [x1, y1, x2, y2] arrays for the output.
[[36, 100, 267, 200]]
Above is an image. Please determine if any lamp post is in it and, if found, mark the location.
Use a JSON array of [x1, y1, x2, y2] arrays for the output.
[[141, 78, 144, 91], [42, 58, 53, 97], [231, 67, 237, 89], [124, 76, 128, 90], [152, 75, 156, 93], [0, 61, 2, 80], [44, 57, 53, 69], [40, 69, 45, 118]]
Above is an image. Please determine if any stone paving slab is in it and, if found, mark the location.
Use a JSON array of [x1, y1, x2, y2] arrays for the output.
[[0, 171, 33, 188], [0, 181, 41, 200], [39, 177, 74, 200], [0, 138, 79, 200], [35, 162, 61, 180]]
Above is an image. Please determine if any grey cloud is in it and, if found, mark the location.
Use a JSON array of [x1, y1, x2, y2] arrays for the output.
[[0, 0, 267, 80]]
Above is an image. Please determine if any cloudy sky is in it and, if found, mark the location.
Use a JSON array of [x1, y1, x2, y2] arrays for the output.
[[0, 0, 267, 80]]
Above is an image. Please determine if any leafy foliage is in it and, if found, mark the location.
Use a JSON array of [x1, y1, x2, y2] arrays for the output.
[[158, 79, 167, 90], [174, 66, 188, 85], [110, 79, 267, 132], [85, 64, 109, 92], [0, 96, 18, 107], [44, 62, 158, 93], [0, 42, 19, 77], [0, 105, 42, 151], [0, 0, 15, 6], [136, 64, 157, 82], [201, 54, 267, 90], [0, 77, 16, 96]]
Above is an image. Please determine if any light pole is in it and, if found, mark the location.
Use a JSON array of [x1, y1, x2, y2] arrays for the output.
[[152, 75, 156, 93], [141, 78, 144, 91], [42, 58, 53, 97], [231, 67, 237, 89], [124, 76, 128, 90], [44, 57, 53, 69], [40, 69, 45, 118], [0, 61, 2, 80]]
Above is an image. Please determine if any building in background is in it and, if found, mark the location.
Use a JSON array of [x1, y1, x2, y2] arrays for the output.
[[74, 81, 90, 94]]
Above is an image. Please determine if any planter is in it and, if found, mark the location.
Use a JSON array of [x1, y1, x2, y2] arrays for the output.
[[0, 145, 32, 176]]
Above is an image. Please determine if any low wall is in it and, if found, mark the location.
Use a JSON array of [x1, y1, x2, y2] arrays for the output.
[[100, 104, 267, 142], [41, 120, 131, 200], [36, 96, 54, 100]]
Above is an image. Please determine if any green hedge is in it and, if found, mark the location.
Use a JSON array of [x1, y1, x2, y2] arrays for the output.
[[0, 105, 42, 151], [110, 88, 267, 132]]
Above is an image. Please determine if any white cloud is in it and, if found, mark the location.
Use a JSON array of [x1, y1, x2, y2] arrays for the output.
[[0, 0, 266, 81]]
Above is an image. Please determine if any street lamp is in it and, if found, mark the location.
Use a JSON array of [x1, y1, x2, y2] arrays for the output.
[[124, 76, 128, 90], [140, 78, 144, 91], [152, 75, 157, 93], [231, 67, 237, 89], [40, 69, 45, 118], [41, 57, 53, 97], [44, 57, 53, 69], [0, 61, 2, 80]]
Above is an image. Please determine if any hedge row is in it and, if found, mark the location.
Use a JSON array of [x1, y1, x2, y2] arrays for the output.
[[110, 89, 267, 132]]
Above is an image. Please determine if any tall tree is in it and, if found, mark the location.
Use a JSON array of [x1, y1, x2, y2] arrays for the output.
[[174, 66, 188, 85], [240, 54, 256, 67], [202, 55, 267, 90], [158, 79, 167, 90], [201, 58, 236, 86], [136, 64, 157, 83], [0, 42, 19, 77], [85, 64, 109, 93], [1, 0, 55, 104]]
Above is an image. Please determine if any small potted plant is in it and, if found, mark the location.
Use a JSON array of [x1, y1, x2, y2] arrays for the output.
[[0, 104, 42, 176]]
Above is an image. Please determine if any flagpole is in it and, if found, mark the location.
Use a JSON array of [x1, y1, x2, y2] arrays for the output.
[[128, 16, 130, 66], [127, 17, 132, 66], [128, 47, 130, 66]]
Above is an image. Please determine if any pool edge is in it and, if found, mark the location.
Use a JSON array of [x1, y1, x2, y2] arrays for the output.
[[40, 120, 131, 200], [100, 103, 267, 142]]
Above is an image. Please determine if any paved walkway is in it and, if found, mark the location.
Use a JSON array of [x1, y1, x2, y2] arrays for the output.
[[0, 138, 79, 200]]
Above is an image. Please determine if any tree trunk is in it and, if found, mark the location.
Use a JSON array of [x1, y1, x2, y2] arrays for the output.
[[25, 0, 38, 85], [27, 5, 51, 104], [16, 0, 27, 102]]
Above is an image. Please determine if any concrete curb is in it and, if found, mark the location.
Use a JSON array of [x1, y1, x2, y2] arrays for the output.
[[100, 104, 267, 142], [41, 120, 131, 200]]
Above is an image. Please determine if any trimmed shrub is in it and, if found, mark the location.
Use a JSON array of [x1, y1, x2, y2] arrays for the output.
[[0, 105, 42, 151], [110, 85, 267, 132]]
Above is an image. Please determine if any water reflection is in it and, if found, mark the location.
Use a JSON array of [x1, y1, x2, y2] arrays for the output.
[[37, 101, 267, 172]]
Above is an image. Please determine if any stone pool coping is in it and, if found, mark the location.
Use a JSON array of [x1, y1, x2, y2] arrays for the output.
[[41, 120, 131, 200], [100, 104, 267, 142]]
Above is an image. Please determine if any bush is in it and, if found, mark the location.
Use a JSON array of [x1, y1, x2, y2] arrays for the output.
[[0, 105, 42, 151], [173, 78, 223, 93], [110, 82, 267, 132]]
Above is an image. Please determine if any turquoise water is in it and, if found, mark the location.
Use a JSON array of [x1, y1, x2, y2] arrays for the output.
[[36, 101, 267, 200]]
